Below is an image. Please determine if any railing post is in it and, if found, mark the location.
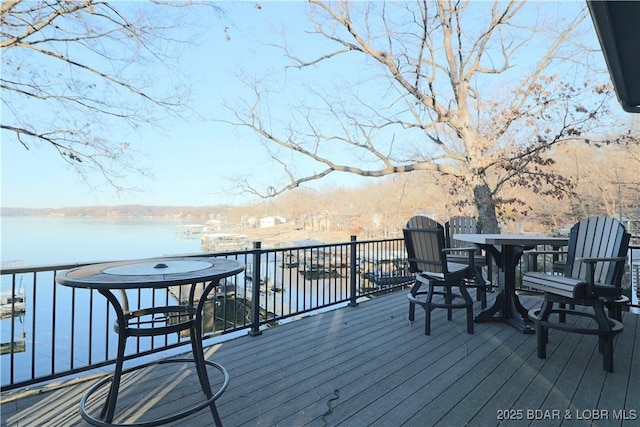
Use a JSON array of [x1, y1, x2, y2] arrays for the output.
[[631, 247, 639, 313], [249, 241, 263, 336], [349, 235, 358, 307]]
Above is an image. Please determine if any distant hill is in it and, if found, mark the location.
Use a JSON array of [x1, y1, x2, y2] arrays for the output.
[[0, 205, 231, 219]]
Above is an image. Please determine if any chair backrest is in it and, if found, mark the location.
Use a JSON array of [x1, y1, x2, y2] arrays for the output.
[[564, 216, 630, 287], [403, 216, 447, 274], [445, 216, 482, 254]]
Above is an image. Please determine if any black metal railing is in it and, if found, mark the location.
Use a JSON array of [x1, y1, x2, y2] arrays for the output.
[[1, 237, 637, 392], [0, 237, 409, 391], [624, 244, 639, 310]]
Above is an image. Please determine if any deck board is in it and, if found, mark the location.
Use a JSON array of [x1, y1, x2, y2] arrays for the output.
[[1, 290, 638, 427]]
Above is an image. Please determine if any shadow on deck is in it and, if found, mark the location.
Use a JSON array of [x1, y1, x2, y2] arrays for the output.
[[2, 291, 639, 426]]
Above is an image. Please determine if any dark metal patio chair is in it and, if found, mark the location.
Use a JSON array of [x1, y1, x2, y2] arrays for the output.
[[445, 216, 493, 308], [524, 216, 630, 372], [403, 215, 475, 335]]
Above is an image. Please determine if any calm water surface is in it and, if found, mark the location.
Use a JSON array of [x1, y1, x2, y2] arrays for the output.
[[1, 216, 205, 266], [1, 216, 208, 386]]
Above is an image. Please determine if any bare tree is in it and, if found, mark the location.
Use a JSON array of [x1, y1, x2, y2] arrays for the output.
[[560, 138, 640, 220], [1, 0, 219, 190], [224, 0, 624, 232]]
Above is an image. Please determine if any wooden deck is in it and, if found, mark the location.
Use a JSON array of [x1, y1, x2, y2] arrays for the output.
[[2, 291, 639, 426]]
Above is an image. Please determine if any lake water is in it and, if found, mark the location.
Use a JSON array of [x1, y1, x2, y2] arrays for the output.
[[0, 216, 350, 386], [1, 216, 206, 267], [1, 216, 212, 386]]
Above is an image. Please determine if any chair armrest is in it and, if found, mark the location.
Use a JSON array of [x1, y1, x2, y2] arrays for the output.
[[527, 250, 568, 255], [576, 256, 627, 263], [442, 247, 477, 277], [442, 247, 477, 253], [526, 250, 568, 272], [576, 256, 627, 297]]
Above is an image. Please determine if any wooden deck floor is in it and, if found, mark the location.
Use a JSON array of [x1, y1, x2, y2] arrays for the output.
[[2, 291, 639, 427]]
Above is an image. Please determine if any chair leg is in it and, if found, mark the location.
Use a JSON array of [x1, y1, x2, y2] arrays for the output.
[[425, 282, 438, 335], [474, 266, 487, 309], [536, 298, 553, 359], [600, 335, 614, 373], [537, 325, 548, 359], [410, 277, 476, 336], [609, 306, 622, 322], [408, 301, 415, 322], [424, 303, 432, 335], [592, 302, 615, 372], [408, 280, 419, 322], [536, 304, 550, 359], [479, 288, 487, 309], [458, 281, 474, 334], [606, 298, 625, 322]]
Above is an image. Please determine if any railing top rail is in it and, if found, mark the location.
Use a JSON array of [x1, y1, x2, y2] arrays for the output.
[[0, 237, 406, 275], [1, 262, 98, 275]]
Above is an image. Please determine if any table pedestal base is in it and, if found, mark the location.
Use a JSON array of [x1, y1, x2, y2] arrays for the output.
[[91, 291, 228, 427], [80, 358, 229, 427], [471, 246, 536, 334], [474, 290, 535, 334]]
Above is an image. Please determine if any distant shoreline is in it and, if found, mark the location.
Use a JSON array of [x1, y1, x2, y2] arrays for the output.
[[0, 205, 230, 219]]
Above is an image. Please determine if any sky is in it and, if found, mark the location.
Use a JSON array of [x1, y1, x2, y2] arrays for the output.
[[2, 2, 321, 208], [0, 0, 606, 209]]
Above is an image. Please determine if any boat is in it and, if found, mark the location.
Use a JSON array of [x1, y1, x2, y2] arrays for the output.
[[360, 255, 414, 288], [168, 277, 237, 304], [200, 232, 249, 252], [0, 334, 26, 356], [362, 268, 414, 286], [1, 293, 26, 318], [280, 253, 300, 268], [299, 263, 341, 280], [215, 278, 238, 300], [175, 224, 205, 239]]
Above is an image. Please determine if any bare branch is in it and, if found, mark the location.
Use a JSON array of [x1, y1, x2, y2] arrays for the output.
[[1, 0, 216, 189], [223, 1, 619, 231]]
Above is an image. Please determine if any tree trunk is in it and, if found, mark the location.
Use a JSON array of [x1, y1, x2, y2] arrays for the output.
[[474, 184, 500, 234]]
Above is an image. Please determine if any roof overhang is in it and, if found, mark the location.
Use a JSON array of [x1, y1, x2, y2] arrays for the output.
[[587, 1, 640, 113]]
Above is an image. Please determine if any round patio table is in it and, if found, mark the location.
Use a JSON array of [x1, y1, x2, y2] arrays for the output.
[[56, 257, 244, 427]]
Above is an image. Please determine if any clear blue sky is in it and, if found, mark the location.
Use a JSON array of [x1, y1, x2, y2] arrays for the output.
[[2, 1, 319, 208], [0, 1, 601, 209]]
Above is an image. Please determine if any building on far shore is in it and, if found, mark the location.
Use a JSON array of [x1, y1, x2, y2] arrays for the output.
[[260, 216, 287, 228]]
